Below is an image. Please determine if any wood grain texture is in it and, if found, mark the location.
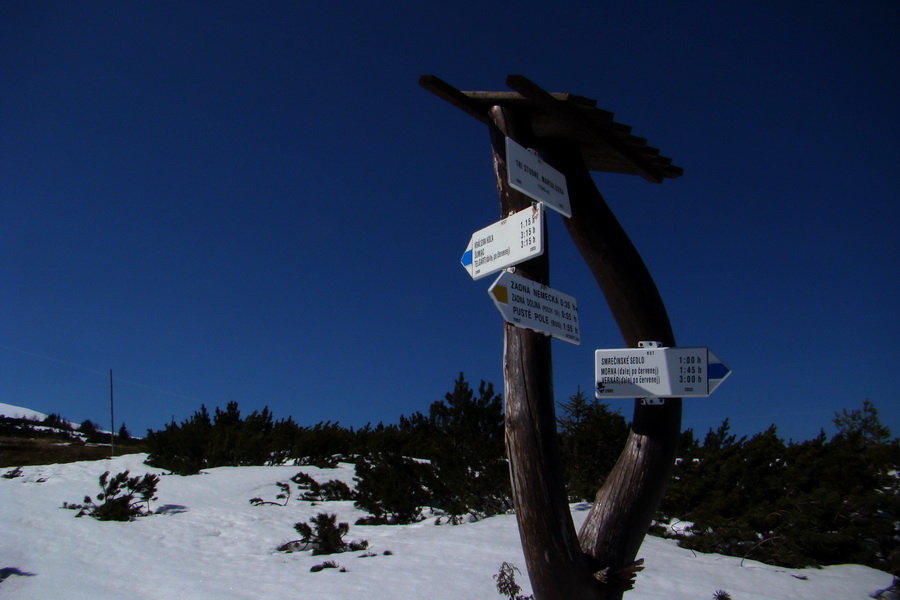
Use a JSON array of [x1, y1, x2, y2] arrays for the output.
[[490, 106, 604, 600]]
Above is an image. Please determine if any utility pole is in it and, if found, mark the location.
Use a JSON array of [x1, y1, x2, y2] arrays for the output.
[[109, 369, 115, 458]]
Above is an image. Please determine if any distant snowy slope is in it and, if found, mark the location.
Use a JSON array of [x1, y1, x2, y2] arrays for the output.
[[0, 455, 894, 600], [0, 402, 47, 421]]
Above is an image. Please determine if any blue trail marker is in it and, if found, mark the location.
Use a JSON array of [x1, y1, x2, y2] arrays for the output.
[[460, 204, 543, 280], [595, 345, 731, 399]]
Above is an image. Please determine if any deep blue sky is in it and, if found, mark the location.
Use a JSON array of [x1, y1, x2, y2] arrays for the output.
[[2, 1, 897, 442]]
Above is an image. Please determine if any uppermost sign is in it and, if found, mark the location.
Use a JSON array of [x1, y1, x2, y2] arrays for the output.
[[506, 137, 572, 218]]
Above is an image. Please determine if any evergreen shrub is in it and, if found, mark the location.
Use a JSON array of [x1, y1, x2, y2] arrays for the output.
[[556, 388, 628, 502], [354, 453, 433, 524], [65, 470, 159, 521], [279, 512, 367, 556], [353, 374, 511, 524], [493, 562, 533, 600], [656, 400, 899, 571]]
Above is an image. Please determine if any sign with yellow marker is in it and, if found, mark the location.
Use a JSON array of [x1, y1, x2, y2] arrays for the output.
[[487, 271, 580, 345]]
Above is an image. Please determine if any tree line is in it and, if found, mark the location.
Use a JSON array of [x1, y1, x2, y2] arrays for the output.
[[143, 376, 898, 573], [657, 399, 898, 572], [145, 374, 510, 524]]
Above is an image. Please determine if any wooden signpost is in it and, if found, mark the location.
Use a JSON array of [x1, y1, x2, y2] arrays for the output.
[[422, 75, 691, 600]]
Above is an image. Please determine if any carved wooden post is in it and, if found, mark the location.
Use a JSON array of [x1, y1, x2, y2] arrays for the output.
[[489, 107, 602, 600], [545, 141, 682, 599]]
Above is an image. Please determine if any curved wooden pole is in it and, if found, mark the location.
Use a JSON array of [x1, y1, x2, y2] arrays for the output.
[[544, 141, 682, 599]]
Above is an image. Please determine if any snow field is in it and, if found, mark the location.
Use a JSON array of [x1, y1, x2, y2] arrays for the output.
[[1, 454, 893, 599]]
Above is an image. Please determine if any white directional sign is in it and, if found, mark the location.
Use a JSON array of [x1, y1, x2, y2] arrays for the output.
[[594, 346, 731, 399], [506, 137, 572, 217], [488, 271, 580, 345], [460, 204, 544, 280]]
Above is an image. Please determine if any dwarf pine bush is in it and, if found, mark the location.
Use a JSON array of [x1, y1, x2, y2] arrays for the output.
[[2, 467, 23, 479], [249, 481, 292, 506], [67, 470, 159, 521], [279, 512, 368, 555], [657, 401, 900, 571], [310, 560, 346, 573]]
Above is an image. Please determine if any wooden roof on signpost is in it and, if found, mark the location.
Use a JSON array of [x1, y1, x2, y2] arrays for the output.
[[419, 74, 683, 184]]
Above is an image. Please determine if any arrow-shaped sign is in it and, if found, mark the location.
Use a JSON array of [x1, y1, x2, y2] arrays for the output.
[[461, 204, 544, 280], [506, 137, 571, 217], [488, 271, 580, 345], [594, 346, 731, 399]]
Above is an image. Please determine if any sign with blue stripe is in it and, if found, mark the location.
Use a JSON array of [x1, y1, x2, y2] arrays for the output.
[[595, 345, 731, 399], [460, 204, 544, 280]]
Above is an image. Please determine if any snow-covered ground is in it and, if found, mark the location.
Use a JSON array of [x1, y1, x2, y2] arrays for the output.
[[0, 402, 48, 422], [1, 453, 893, 599]]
